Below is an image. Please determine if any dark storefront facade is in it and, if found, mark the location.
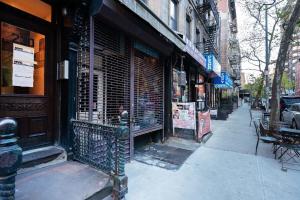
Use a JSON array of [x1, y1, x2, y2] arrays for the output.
[[204, 53, 223, 119], [75, 0, 187, 159], [171, 35, 212, 141], [0, 0, 218, 159]]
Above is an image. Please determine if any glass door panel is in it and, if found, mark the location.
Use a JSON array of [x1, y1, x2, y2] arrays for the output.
[[1, 22, 45, 95]]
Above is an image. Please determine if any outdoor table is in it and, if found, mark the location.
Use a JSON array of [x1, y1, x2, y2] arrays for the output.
[[260, 121, 289, 136], [279, 128, 300, 138], [277, 128, 300, 169]]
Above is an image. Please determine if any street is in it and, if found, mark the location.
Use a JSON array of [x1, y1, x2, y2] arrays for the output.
[[126, 104, 300, 200]]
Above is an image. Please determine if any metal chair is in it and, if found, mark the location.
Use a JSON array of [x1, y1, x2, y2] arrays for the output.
[[254, 120, 278, 156]]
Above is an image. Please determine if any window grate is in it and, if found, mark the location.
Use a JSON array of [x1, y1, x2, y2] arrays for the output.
[[132, 50, 163, 136], [77, 19, 131, 160]]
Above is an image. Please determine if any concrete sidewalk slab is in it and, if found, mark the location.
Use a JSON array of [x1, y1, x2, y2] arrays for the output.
[[125, 104, 300, 200]]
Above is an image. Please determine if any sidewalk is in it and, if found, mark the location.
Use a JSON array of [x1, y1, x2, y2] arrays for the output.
[[125, 104, 300, 200]]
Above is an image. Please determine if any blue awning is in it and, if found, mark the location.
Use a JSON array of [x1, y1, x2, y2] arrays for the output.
[[204, 53, 221, 76], [213, 72, 233, 89]]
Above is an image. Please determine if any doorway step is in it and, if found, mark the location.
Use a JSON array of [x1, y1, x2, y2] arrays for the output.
[[21, 146, 66, 169], [16, 161, 112, 200], [17, 146, 113, 199]]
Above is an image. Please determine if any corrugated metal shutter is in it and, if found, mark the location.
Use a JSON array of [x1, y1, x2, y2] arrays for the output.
[[77, 19, 131, 160], [132, 50, 164, 136]]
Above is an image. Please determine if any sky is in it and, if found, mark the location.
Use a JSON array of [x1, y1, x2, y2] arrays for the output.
[[236, 0, 259, 82], [235, 0, 281, 83]]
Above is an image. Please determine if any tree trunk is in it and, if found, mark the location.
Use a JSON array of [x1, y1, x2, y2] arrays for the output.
[[270, 0, 300, 128], [254, 75, 264, 108]]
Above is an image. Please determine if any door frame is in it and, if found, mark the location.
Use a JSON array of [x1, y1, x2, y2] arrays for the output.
[[0, 2, 57, 149]]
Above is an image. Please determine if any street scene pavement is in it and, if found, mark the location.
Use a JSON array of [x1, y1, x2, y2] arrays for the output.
[[125, 104, 300, 200]]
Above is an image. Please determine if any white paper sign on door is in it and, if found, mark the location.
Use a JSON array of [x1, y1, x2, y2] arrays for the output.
[[12, 43, 34, 87]]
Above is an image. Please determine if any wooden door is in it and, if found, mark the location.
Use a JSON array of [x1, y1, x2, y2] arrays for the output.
[[0, 11, 55, 150]]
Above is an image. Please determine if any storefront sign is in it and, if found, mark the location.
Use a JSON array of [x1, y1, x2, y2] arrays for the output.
[[183, 36, 206, 67], [172, 102, 196, 130], [12, 43, 34, 87], [213, 71, 233, 89], [205, 53, 221, 76], [197, 111, 211, 140]]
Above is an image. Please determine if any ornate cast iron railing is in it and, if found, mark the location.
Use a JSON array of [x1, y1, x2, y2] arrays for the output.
[[72, 120, 116, 174], [72, 111, 129, 199]]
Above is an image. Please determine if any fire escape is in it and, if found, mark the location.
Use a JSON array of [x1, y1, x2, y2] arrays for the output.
[[196, 0, 220, 58], [228, 0, 241, 83]]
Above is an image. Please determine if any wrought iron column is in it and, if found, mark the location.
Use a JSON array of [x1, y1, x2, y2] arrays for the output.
[[129, 44, 135, 160], [0, 118, 22, 199], [113, 111, 129, 200], [89, 16, 95, 121]]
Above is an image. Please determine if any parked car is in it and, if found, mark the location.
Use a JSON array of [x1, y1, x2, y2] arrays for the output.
[[282, 103, 300, 129], [280, 96, 300, 120]]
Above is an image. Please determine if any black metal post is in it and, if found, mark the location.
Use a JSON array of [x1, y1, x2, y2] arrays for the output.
[[88, 16, 95, 122], [113, 111, 129, 200], [0, 118, 22, 199], [66, 42, 78, 151], [265, 4, 269, 112]]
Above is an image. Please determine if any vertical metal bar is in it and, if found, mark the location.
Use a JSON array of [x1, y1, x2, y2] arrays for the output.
[[162, 57, 165, 142], [89, 16, 94, 121], [265, 5, 269, 112], [129, 42, 135, 160], [0, 22, 2, 94]]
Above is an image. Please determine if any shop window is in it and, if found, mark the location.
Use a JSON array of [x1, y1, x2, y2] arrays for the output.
[[0, 0, 51, 22], [169, 0, 177, 31], [1, 22, 45, 95], [172, 69, 182, 102]]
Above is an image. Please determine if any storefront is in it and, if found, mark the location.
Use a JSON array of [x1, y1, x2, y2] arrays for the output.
[[212, 71, 234, 119], [0, 1, 59, 150], [204, 53, 222, 118], [172, 35, 212, 141], [76, 0, 186, 159]]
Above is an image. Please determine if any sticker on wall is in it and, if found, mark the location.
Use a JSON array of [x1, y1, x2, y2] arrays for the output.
[[12, 43, 35, 87]]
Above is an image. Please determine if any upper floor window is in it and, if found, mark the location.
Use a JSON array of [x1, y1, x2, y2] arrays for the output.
[[169, 0, 177, 31], [186, 18, 191, 40], [195, 28, 201, 50]]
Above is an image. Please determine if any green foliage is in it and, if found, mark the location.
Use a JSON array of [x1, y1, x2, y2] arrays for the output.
[[281, 72, 295, 90], [243, 75, 265, 98]]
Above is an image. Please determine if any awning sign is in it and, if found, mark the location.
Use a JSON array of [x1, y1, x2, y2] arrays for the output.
[[183, 36, 206, 67], [205, 53, 221, 76], [213, 72, 233, 89], [12, 43, 34, 87]]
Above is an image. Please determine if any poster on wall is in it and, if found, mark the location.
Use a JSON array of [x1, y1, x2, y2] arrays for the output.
[[197, 111, 211, 141], [172, 102, 196, 131], [12, 43, 35, 87]]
